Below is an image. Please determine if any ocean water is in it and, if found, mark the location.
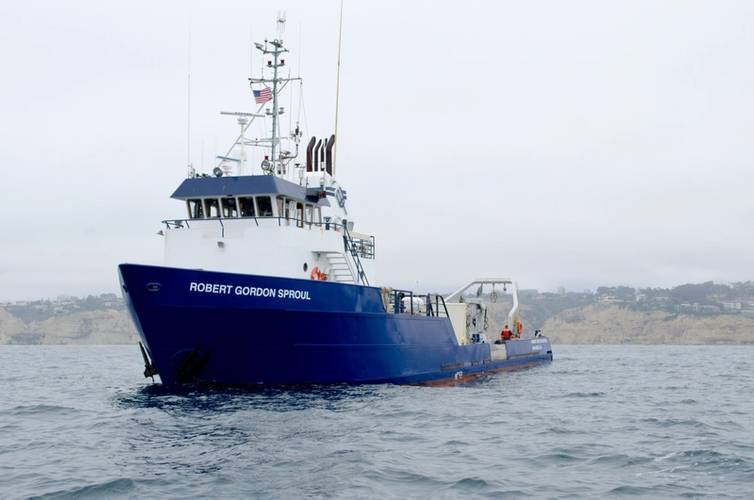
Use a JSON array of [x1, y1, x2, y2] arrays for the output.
[[0, 345, 752, 499]]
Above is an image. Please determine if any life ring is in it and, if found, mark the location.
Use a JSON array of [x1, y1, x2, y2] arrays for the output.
[[310, 266, 328, 281]]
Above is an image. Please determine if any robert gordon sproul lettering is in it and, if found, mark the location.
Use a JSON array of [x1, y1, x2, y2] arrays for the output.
[[188, 282, 312, 300]]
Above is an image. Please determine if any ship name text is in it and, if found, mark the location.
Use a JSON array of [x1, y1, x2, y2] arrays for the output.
[[188, 281, 311, 301]]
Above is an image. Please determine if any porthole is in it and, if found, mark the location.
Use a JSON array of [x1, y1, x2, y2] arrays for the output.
[[303, 262, 308, 272]]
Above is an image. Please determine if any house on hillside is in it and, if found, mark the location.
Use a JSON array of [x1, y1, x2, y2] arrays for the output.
[[677, 303, 722, 314], [721, 301, 742, 312]]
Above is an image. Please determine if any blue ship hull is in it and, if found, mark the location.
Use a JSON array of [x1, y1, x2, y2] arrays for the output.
[[118, 264, 553, 386]]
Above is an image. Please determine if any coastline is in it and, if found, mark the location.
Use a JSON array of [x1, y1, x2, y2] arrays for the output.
[[2, 303, 752, 346]]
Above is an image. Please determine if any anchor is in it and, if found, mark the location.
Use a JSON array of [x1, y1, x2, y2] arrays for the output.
[[139, 341, 158, 381]]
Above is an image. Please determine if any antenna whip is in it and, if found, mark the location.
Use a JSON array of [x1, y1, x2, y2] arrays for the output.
[[333, 0, 344, 176], [186, 17, 193, 177]]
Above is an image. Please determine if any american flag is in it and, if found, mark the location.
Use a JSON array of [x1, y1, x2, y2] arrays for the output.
[[253, 87, 272, 104]]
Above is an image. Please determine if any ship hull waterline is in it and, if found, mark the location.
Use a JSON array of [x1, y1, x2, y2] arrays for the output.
[[118, 264, 553, 386]]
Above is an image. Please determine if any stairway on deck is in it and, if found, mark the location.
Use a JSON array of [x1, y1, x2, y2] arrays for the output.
[[317, 251, 356, 284]]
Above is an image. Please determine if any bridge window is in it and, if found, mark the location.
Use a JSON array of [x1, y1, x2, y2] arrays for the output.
[[187, 199, 204, 219], [239, 197, 255, 217], [296, 203, 304, 228], [256, 196, 273, 217], [221, 198, 237, 218], [305, 204, 313, 224], [204, 198, 220, 218], [275, 196, 285, 218]]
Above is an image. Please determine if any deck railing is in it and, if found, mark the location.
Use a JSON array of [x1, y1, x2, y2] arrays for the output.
[[343, 226, 370, 285], [161, 216, 376, 261], [388, 289, 450, 318]]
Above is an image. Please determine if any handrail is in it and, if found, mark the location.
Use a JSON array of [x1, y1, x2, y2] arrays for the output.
[[390, 289, 414, 314], [437, 294, 450, 319], [343, 225, 370, 286], [426, 293, 449, 318], [162, 216, 374, 252], [162, 216, 347, 233], [388, 290, 449, 318]]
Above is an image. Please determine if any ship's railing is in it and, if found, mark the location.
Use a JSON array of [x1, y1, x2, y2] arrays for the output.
[[349, 234, 375, 261], [162, 216, 343, 231], [343, 226, 370, 285], [161, 216, 376, 260], [348, 231, 375, 260], [387, 289, 450, 318]]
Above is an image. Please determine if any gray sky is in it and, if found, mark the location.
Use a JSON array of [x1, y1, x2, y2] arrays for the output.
[[1, 0, 753, 301]]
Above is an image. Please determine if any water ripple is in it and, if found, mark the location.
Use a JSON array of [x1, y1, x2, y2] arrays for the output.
[[1, 345, 753, 499]]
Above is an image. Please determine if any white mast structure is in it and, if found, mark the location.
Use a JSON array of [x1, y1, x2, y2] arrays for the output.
[[209, 14, 303, 180]]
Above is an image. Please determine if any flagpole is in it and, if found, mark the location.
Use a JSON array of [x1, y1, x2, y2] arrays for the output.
[[333, 0, 344, 177]]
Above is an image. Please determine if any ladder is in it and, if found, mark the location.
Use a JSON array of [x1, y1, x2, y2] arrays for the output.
[[317, 251, 357, 284], [343, 226, 370, 286]]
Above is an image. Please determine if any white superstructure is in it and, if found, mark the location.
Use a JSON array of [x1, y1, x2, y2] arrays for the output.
[[159, 17, 376, 286]]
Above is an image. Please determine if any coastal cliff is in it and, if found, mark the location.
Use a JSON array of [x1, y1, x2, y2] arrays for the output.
[[0, 307, 135, 345], [542, 304, 754, 344]]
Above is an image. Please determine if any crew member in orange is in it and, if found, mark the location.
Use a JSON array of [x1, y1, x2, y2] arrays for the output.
[[501, 324, 512, 341], [516, 320, 523, 338]]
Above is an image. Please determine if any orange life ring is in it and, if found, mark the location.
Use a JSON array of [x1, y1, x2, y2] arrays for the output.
[[310, 266, 328, 281]]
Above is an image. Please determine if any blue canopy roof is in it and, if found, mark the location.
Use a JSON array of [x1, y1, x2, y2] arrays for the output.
[[171, 175, 326, 205]]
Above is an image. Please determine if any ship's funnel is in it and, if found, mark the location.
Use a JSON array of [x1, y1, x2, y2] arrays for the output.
[[306, 136, 316, 172], [313, 139, 322, 171], [325, 134, 336, 175]]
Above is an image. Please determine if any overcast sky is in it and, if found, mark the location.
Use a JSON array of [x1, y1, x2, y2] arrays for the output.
[[1, 0, 753, 301]]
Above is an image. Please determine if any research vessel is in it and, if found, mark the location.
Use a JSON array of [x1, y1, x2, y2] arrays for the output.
[[118, 18, 553, 386]]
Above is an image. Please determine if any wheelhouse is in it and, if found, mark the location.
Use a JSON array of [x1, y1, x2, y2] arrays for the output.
[[172, 175, 329, 224]]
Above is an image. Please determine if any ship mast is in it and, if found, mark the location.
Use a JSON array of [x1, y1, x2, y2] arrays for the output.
[[268, 38, 283, 170], [213, 15, 302, 179], [248, 14, 302, 177]]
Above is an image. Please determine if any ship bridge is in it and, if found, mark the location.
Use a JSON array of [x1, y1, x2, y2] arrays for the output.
[[171, 175, 332, 223]]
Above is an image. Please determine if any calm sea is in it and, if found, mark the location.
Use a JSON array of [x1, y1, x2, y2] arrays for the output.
[[0, 345, 752, 499]]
